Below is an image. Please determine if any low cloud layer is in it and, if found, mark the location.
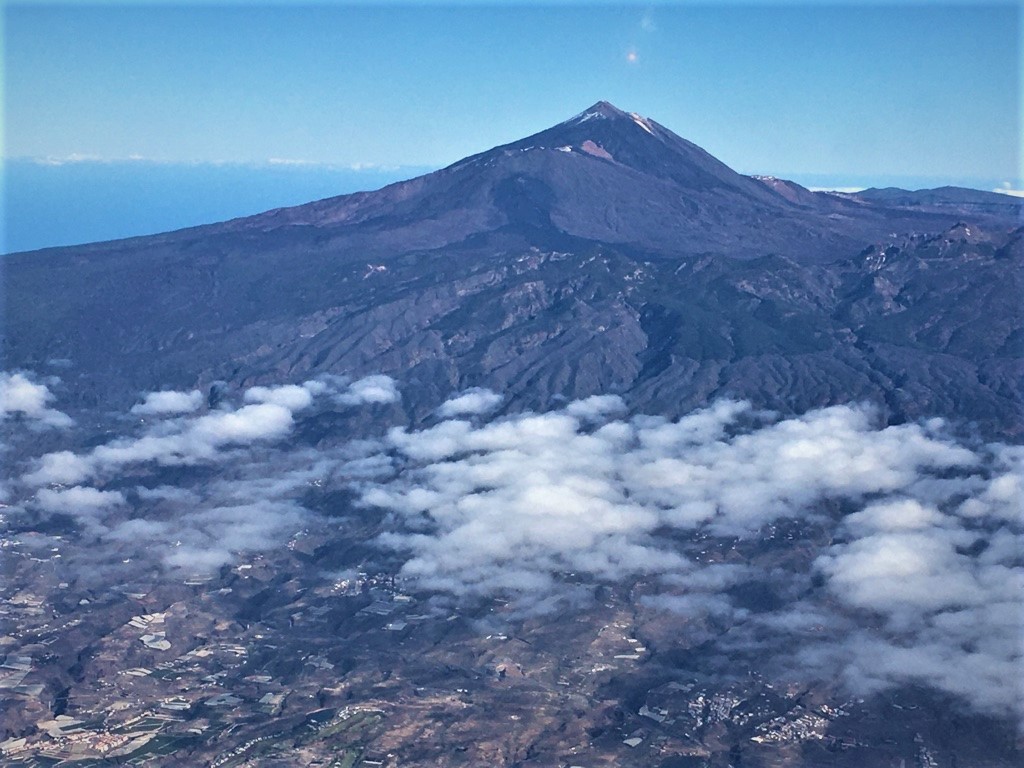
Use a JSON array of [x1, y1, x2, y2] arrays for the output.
[[23, 376, 397, 487], [131, 389, 204, 415], [335, 374, 400, 406], [360, 398, 1022, 721], [24, 399, 297, 486], [437, 387, 503, 417], [4, 371, 1020, 724], [10, 374, 401, 571], [36, 486, 125, 515], [0, 372, 72, 427], [366, 400, 980, 593], [801, 454, 1023, 716]]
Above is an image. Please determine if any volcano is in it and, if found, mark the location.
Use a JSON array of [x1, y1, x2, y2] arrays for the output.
[[188, 100, 1013, 260], [3, 101, 1021, 435]]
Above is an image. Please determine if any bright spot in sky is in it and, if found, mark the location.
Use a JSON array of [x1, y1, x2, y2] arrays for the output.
[[626, 50, 638, 64]]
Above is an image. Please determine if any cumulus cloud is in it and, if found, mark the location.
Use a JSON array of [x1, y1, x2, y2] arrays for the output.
[[993, 181, 1024, 198], [798, 462, 1023, 717], [131, 389, 204, 416], [5, 375, 1020, 723], [364, 400, 981, 599], [0, 372, 72, 427], [148, 501, 307, 572], [809, 185, 867, 194], [335, 374, 400, 406], [36, 486, 125, 514], [134, 485, 201, 504], [244, 383, 320, 411], [358, 397, 1022, 721], [14, 380, 331, 569], [189, 402, 294, 445], [22, 450, 94, 487], [24, 448, 327, 573], [25, 397, 303, 487], [436, 388, 503, 417], [172, 446, 379, 569], [10, 375, 401, 574], [564, 394, 626, 421]]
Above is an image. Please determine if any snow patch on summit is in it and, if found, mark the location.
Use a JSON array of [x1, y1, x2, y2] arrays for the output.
[[630, 112, 655, 135], [573, 110, 608, 124]]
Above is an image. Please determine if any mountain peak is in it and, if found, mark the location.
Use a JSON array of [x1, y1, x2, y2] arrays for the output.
[[577, 100, 628, 117], [554, 101, 659, 141], [567, 100, 650, 128]]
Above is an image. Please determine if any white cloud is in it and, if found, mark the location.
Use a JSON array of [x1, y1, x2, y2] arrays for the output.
[[23, 387, 312, 488], [364, 400, 982, 597], [23, 450, 93, 486], [189, 403, 294, 445], [134, 485, 201, 504], [336, 375, 401, 406], [796, 457, 1024, 718], [993, 181, 1024, 197], [6, 376, 1020, 723], [131, 389, 204, 416], [564, 394, 626, 421], [0, 372, 72, 427], [0, 373, 50, 415], [817, 528, 983, 614], [436, 388, 503, 417], [358, 396, 1022, 720], [36, 486, 125, 514], [809, 186, 867, 194], [34, 153, 105, 166], [163, 545, 235, 571], [10, 375, 399, 574], [266, 157, 319, 167], [841, 498, 945, 532], [243, 383, 316, 411]]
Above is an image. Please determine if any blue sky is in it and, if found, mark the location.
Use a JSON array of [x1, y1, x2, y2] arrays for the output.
[[2, 1, 1020, 251]]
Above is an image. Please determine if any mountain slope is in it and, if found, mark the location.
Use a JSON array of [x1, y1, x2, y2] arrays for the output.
[[2, 102, 1021, 436], [209, 101, 995, 260]]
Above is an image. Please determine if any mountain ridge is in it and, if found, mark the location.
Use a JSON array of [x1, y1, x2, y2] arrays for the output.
[[2, 101, 1021, 437], [5, 101, 1016, 258]]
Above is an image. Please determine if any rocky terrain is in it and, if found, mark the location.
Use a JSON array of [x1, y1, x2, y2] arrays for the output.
[[1, 102, 1021, 766], [3, 101, 1020, 436]]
